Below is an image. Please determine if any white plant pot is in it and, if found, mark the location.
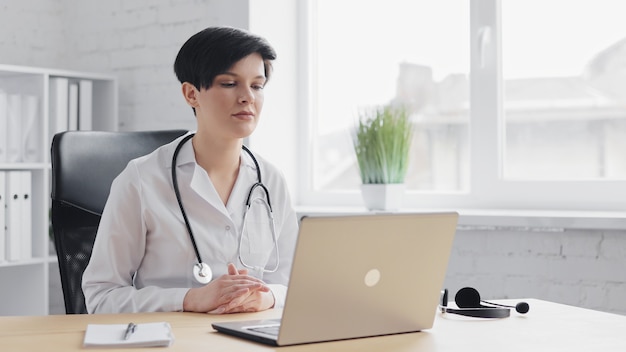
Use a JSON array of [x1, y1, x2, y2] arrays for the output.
[[360, 183, 405, 211]]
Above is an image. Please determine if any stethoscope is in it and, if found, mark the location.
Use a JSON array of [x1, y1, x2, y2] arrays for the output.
[[171, 133, 279, 284]]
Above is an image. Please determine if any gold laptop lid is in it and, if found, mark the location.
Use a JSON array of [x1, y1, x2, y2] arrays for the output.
[[278, 212, 458, 346]]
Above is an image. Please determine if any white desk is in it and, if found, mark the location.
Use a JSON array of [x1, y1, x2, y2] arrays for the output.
[[1, 299, 625, 351]]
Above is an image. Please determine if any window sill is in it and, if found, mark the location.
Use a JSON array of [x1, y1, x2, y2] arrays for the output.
[[295, 206, 626, 231]]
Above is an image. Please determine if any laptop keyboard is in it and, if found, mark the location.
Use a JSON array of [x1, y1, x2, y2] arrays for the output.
[[248, 324, 281, 336]]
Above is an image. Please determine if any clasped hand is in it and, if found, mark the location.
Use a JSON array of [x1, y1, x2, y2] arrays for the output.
[[183, 263, 275, 314]]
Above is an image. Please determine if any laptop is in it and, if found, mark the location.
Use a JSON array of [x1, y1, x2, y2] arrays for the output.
[[212, 212, 458, 346]]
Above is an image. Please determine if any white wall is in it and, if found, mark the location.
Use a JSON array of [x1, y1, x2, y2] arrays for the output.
[[61, 0, 252, 132], [445, 227, 626, 315], [0, 0, 67, 67], [1, 0, 259, 132]]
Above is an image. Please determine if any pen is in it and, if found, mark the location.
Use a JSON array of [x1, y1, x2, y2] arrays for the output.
[[123, 322, 137, 340]]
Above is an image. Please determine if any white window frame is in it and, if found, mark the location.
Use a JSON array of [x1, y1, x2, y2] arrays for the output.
[[296, 0, 626, 211]]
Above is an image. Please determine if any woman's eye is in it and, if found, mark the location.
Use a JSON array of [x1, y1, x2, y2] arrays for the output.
[[252, 84, 265, 90], [220, 82, 236, 88]]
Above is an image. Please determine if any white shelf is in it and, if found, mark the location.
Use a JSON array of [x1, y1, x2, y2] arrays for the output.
[[0, 257, 49, 268], [0, 64, 118, 316], [0, 163, 48, 170]]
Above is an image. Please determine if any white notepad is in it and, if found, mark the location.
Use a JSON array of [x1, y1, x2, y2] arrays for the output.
[[83, 322, 174, 348]]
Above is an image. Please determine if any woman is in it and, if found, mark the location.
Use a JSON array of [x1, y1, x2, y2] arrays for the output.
[[82, 27, 298, 314]]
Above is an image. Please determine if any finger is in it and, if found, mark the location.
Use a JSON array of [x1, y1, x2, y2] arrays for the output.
[[229, 274, 268, 285], [256, 284, 271, 292], [230, 282, 270, 296], [224, 294, 263, 314], [218, 285, 258, 308], [225, 288, 267, 312], [210, 276, 268, 308], [238, 267, 249, 275], [217, 292, 251, 314], [227, 263, 238, 275], [208, 305, 226, 314], [220, 286, 251, 300], [226, 285, 266, 308], [227, 293, 250, 310], [225, 279, 265, 291], [222, 299, 254, 314]]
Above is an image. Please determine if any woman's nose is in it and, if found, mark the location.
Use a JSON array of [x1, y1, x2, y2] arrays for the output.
[[238, 87, 255, 104]]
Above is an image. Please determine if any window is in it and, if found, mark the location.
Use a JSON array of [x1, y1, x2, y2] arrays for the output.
[[299, 0, 626, 210], [502, 0, 626, 181], [309, 0, 469, 194]]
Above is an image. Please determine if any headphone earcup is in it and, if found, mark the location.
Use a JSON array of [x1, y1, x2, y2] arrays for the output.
[[455, 287, 482, 308]]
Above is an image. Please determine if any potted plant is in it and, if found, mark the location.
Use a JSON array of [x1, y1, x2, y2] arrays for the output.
[[353, 104, 413, 210]]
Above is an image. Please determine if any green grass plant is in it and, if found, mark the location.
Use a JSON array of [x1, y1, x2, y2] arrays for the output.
[[353, 105, 413, 184]]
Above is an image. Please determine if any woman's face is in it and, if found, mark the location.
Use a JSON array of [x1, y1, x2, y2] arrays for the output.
[[194, 53, 266, 141]]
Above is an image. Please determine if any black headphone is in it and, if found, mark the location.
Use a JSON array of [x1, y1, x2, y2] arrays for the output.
[[439, 287, 530, 318]]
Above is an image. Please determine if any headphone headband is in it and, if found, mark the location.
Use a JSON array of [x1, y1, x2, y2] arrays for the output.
[[440, 305, 511, 318], [439, 287, 529, 319]]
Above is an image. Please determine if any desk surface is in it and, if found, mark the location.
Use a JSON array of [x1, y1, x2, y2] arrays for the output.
[[2, 299, 625, 351]]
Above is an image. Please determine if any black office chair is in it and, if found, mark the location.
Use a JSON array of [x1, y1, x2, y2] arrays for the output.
[[51, 129, 187, 314]]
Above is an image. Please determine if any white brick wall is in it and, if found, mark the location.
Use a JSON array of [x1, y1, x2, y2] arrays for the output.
[[61, 0, 250, 132], [0, 0, 251, 132], [0, 0, 67, 67], [444, 228, 626, 315]]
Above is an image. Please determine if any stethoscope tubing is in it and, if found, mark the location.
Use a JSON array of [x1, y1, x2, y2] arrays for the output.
[[171, 133, 278, 278], [171, 134, 203, 264]]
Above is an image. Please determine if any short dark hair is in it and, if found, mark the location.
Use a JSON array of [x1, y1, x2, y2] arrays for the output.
[[174, 26, 277, 90]]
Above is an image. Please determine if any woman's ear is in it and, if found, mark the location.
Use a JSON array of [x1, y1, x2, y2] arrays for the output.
[[181, 82, 199, 108]]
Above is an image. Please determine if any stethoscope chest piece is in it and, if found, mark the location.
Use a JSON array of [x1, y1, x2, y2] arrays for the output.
[[193, 262, 212, 284]]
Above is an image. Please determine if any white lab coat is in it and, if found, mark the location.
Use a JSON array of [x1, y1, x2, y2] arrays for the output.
[[82, 133, 299, 313]]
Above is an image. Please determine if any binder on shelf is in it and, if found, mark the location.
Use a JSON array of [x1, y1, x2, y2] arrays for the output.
[[19, 171, 32, 260], [21, 95, 40, 163], [5, 171, 32, 261], [5, 171, 22, 261], [6, 94, 22, 163], [0, 91, 7, 163], [0, 171, 6, 262], [68, 82, 79, 131], [78, 80, 93, 131], [49, 77, 69, 143]]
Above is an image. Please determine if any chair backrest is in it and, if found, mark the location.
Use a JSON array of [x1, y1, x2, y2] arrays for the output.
[[51, 129, 187, 314]]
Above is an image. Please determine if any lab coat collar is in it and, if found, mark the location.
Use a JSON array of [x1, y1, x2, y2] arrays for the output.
[[164, 133, 257, 172], [164, 132, 196, 169], [164, 133, 224, 215], [166, 133, 260, 217], [189, 148, 260, 217]]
